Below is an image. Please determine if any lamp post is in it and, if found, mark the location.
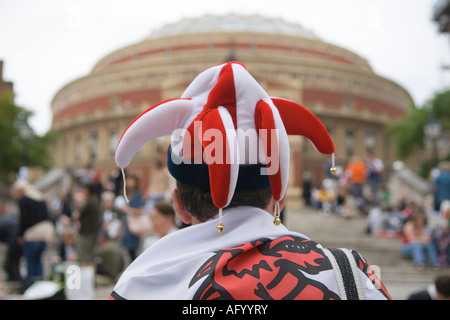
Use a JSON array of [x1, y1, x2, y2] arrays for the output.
[[17, 116, 34, 180], [424, 116, 443, 167]]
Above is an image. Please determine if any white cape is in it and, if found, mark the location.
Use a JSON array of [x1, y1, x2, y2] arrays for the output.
[[111, 206, 388, 300]]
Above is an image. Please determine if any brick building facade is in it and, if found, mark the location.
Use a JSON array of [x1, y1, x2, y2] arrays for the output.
[[50, 14, 412, 199], [0, 60, 13, 95]]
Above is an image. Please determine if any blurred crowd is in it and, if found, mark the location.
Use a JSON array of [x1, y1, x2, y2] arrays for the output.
[[366, 161, 450, 270], [302, 154, 450, 270], [0, 154, 449, 299], [302, 153, 388, 217], [0, 167, 181, 298]]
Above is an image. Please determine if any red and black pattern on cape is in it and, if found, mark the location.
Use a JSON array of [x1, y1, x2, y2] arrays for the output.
[[351, 250, 392, 300], [189, 235, 340, 300]]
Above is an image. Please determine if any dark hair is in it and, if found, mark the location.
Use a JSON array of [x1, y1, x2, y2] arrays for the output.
[[154, 201, 175, 219], [176, 181, 272, 222], [409, 207, 428, 225], [435, 276, 450, 298], [83, 183, 98, 196]]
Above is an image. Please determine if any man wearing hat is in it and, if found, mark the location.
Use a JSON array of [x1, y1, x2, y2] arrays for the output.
[[110, 62, 390, 300]]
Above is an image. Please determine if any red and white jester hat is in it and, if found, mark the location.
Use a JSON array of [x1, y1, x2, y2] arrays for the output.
[[115, 62, 335, 232]]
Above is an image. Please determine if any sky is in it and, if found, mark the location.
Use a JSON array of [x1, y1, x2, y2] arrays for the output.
[[0, 0, 449, 135]]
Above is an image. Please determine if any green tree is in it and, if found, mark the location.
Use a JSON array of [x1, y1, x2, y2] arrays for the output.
[[388, 89, 450, 159], [429, 89, 450, 129], [0, 93, 57, 183]]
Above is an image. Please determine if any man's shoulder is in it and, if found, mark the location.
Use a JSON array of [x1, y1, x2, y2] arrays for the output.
[[189, 234, 341, 300]]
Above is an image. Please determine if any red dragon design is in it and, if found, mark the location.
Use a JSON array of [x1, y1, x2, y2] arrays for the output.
[[189, 235, 341, 300]]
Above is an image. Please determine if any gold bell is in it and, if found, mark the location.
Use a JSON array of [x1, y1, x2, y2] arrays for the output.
[[217, 223, 224, 233], [273, 216, 282, 226], [330, 166, 337, 175]]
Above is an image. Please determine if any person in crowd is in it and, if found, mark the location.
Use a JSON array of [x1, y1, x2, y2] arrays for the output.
[[0, 201, 22, 282], [95, 191, 124, 283], [301, 170, 312, 207], [367, 205, 403, 237], [74, 163, 96, 185], [400, 208, 440, 269], [335, 187, 347, 217], [366, 152, 384, 204], [433, 161, 450, 213], [11, 180, 55, 289], [108, 168, 124, 197], [49, 189, 74, 237], [432, 200, 449, 267], [316, 180, 335, 214], [50, 189, 73, 219], [433, 223, 450, 267], [52, 227, 78, 264], [143, 201, 178, 250], [345, 156, 367, 199], [116, 174, 145, 262], [408, 275, 450, 300], [100, 191, 122, 241], [48, 226, 77, 291], [73, 183, 102, 266], [94, 228, 123, 285], [145, 157, 170, 213]]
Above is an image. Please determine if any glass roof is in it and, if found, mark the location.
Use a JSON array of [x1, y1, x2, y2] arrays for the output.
[[148, 14, 317, 39]]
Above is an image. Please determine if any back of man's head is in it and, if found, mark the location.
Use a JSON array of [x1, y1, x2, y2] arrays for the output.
[[176, 180, 272, 222]]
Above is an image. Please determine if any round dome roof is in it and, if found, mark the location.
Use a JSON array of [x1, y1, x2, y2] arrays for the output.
[[148, 13, 318, 39]]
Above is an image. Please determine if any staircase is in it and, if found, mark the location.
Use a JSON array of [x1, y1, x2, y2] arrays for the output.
[[284, 207, 446, 300]]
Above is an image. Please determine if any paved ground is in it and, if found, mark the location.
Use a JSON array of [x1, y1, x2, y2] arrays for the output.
[[1, 205, 447, 300]]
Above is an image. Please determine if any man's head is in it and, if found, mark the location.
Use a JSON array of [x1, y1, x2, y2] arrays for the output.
[[115, 62, 334, 230], [439, 161, 450, 172], [150, 201, 177, 237], [435, 275, 450, 300], [173, 181, 276, 225]]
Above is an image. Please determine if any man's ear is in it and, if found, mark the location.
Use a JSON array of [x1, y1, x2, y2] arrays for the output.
[[172, 188, 192, 224]]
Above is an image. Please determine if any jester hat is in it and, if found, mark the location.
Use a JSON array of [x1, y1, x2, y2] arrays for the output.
[[115, 62, 334, 229]]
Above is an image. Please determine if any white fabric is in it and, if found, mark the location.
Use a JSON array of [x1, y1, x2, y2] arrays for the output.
[[217, 106, 239, 206], [113, 207, 308, 299], [115, 99, 193, 168], [261, 97, 290, 200], [340, 248, 366, 300], [112, 206, 388, 300], [322, 248, 348, 300]]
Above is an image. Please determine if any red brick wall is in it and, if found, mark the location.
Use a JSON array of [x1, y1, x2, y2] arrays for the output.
[[106, 42, 354, 67], [303, 89, 405, 118], [53, 89, 161, 124]]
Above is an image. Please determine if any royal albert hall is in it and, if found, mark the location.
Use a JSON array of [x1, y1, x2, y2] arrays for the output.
[[50, 14, 412, 200]]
